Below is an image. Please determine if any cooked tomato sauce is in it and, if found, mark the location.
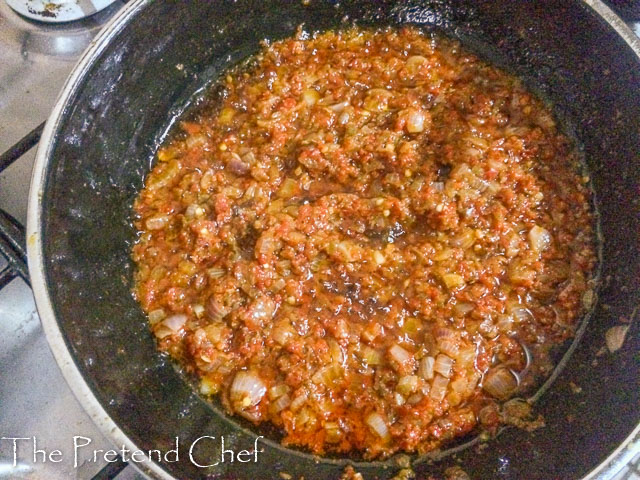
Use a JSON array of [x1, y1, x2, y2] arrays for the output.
[[132, 27, 596, 459]]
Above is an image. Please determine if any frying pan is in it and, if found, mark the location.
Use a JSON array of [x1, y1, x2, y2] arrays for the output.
[[26, 1, 640, 479]]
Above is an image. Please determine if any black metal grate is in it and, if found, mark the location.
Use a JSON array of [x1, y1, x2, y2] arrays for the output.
[[0, 126, 130, 479]]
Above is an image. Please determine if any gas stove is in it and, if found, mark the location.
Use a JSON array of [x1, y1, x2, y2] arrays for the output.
[[0, 2, 638, 479]]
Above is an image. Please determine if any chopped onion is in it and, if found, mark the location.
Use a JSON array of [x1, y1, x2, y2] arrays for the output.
[[405, 108, 426, 133], [289, 391, 308, 411], [272, 323, 294, 346], [302, 88, 320, 106], [389, 344, 414, 372], [419, 356, 435, 380], [328, 101, 350, 112], [441, 273, 465, 290], [312, 363, 342, 386], [397, 375, 420, 395], [361, 346, 383, 365], [162, 314, 187, 331], [324, 422, 342, 443], [606, 325, 629, 353], [430, 374, 449, 402], [272, 393, 291, 413], [365, 412, 390, 441], [510, 305, 534, 324], [482, 367, 518, 400], [230, 371, 266, 409], [456, 346, 476, 369], [199, 377, 220, 396], [450, 377, 468, 395], [148, 308, 166, 325], [434, 353, 454, 378], [529, 225, 551, 253], [146, 215, 169, 230], [268, 384, 289, 400], [192, 304, 205, 319]]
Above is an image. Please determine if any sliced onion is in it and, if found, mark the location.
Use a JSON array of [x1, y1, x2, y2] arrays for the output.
[[419, 356, 435, 380], [230, 371, 266, 409], [366, 412, 390, 441], [606, 325, 629, 353], [430, 374, 449, 402], [162, 314, 187, 331], [434, 354, 454, 378], [529, 225, 551, 253], [482, 367, 518, 400]]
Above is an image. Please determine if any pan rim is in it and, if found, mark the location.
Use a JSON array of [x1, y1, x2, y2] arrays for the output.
[[26, 1, 640, 479]]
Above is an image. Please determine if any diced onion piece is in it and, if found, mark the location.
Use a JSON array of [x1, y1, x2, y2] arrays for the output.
[[456, 346, 476, 369], [312, 363, 342, 386], [328, 101, 350, 112], [450, 377, 468, 395], [434, 353, 454, 378], [419, 356, 435, 380], [162, 314, 187, 332], [406, 55, 427, 72], [362, 346, 383, 365], [606, 325, 629, 353], [529, 225, 551, 253], [510, 305, 534, 324], [192, 304, 205, 319], [364, 88, 392, 112], [397, 375, 420, 395], [154, 326, 174, 339], [268, 384, 289, 400], [272, 393, 291, 413], [324, 422, 342, 443], [454, 302, 474, 316], [482, 367, 518, 400], [199, 377, 220, 395], [302, 89, 320, 106], [389, 344, 414, 372], [289, 391, 308, 412], [230, 371, 266, 409], [148, 309, 166, 325], [366, 412, 390, 441], [406, 108, 426, 133], [328, 339, 344, 364], [430, 374, 449, 402], [146, 215, 169, 230], [272, 323, 294, 346], [441, 273, 465, 290]]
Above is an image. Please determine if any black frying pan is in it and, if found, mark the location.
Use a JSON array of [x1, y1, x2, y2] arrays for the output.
[[27, 1, 640, 479]]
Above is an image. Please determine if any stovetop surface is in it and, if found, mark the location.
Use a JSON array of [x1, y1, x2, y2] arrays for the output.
[[0, 2, 638, 479]]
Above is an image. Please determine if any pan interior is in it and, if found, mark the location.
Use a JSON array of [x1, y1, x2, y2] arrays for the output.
[[38, 1, 640, 479]]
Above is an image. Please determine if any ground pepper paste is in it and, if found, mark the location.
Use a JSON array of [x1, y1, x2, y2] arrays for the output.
[[132, 27, 596, 459]]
